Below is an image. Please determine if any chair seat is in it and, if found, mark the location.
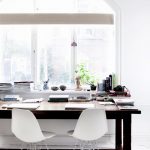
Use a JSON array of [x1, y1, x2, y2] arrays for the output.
[[42, 131, 55, 139], [70, 108, 108, 141], [67, 109, 108, 149], [11, 109, 56, 148]]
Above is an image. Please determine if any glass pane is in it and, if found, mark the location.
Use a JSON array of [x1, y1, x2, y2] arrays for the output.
[[37, 25, 72, 86], [35, 0, 76, 13], [35, 0, 114, 13], [76, 25, 116, 81], [76, 0, 114, 13], [0, 25, 32, 82], [0, 0, 114, 14], [0, 0, 34, 13]]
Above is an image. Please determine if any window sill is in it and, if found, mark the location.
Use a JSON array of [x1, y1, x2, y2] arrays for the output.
[[30, 89, 91, 94], [0, 89, 92, 100]]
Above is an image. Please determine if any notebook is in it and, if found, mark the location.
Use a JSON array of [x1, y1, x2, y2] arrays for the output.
[[49, 95, 69, 102], [65, 103, 95, 110]]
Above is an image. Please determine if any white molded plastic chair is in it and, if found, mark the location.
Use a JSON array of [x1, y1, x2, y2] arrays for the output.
[[11, 109, 55, 149], [71, 108, 108, 149]]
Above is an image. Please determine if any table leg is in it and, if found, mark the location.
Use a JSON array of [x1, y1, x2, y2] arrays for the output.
[[123, 115, 131, 150], [116, 119, 122, 150]]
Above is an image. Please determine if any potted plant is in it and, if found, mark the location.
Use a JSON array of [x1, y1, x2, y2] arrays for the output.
[[88, 75, 97, 91], [75, 63, 97, 91]]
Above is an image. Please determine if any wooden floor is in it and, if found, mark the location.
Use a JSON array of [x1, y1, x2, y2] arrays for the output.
[[0, 134, 149, 150]]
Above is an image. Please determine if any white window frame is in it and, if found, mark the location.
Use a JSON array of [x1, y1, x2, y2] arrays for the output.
[[0, 13, 113, 24], [105, 0, 121, 84]]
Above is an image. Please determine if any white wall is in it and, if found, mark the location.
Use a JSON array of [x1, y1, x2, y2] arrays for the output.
[[113, 0, 150, 137], [114, 0, 150, 105]]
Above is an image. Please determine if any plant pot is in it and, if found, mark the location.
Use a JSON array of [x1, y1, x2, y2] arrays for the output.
[[90, 85, 97, 91]]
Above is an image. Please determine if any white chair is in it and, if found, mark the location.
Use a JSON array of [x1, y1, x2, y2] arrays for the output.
[[11, 109, 55, 149], [70, 108, 108, 149]]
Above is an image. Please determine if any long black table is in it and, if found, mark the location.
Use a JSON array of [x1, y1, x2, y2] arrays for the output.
[[0, 101, 141, 150]]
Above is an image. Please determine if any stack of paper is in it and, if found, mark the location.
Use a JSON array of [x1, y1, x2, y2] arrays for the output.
[[0, 83, 13, 91], [113, 98, 134, 106], [69, 96, 90, 102], [117, 105, 138, 110], [14, 81, 33, 91], [65, 103, 95, 110], [4, 95, 22, 101], [2, 103, 40, 110]]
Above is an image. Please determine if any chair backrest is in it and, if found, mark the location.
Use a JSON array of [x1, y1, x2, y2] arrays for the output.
[[11, 109, 45, 143], [72, 108, 108, 141]]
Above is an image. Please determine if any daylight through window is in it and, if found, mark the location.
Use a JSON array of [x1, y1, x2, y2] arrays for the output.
[[0, 0, 117, 88]]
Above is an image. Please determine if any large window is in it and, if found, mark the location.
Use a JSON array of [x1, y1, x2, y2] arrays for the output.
[[0, 0, 113, 13], [0, 26, 32, 82], [37, 25, 72, 85], [76, 25, 115, 80], [0, 0, 117, 87]]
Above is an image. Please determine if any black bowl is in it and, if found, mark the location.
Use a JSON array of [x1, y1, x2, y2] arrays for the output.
[[51, 86, 59, 91], [59, 85, 66, 91]]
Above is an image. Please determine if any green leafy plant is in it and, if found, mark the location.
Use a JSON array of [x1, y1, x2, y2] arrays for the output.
[[75, 63, 97, 85]]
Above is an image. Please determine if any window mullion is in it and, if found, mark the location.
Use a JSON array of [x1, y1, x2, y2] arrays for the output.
[[31, 26, 38, 84], [71, 28, 77, 84]]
